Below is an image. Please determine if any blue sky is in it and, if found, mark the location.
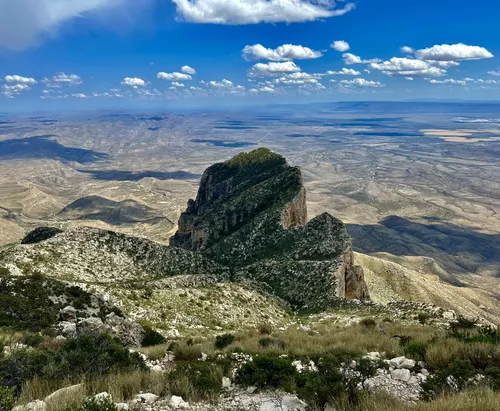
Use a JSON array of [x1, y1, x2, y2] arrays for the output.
[[0, 0, 499, 111]]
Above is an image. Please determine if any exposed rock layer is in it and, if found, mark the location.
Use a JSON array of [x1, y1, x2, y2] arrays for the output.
[[171, 148, 369, 310]]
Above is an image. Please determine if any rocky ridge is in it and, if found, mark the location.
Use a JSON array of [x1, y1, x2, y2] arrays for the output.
[[171, 148, 369, 310]]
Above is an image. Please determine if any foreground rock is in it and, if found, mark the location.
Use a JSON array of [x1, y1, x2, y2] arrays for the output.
[[171, 148, 369, 311]]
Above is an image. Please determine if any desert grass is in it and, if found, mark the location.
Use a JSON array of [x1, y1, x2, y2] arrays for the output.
[[355, 388, 500, 411]]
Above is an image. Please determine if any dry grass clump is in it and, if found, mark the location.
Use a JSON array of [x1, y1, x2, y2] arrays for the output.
[[220, 321, 438, 358], [341, 389, 500, 411]]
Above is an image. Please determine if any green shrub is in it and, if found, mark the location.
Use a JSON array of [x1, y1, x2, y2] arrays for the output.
[[214, 334, 235, 350], [404, 341, 429, 362], [21, 334, 44, 348], [63, 395, 117, 411], [421, 359, 477, 400], [296, 356, 364, 409], [0, 386, 15, 411], [0, 334, 145, 393], [173, 344, 202, 362], [236, 355, 297, 390], [168, 363, 222, 401], [258, 337, 273, 348], [359, 318, 377, 329], [141, 327, 166, 347], [417, 312, 431, 325]]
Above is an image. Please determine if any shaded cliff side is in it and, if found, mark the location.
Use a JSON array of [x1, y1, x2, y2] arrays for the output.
[[171, 148, 369, 311]]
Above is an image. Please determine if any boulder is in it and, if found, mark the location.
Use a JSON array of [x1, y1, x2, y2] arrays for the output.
[[400, 358, 416, 370], [169, 395, 189, 409], [58, 321, 77, 338], [44, 384, 84, 405], [222, 377, 232, 388], [104, 312, 144, 347], [135, 393, 159, 404], [391, 369, 411, 382], [59, 306, 77, 322], [388, 356, 406, 368]]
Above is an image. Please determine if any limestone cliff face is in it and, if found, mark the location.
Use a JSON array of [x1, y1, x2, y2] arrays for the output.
[[170, 148, 369, 311]]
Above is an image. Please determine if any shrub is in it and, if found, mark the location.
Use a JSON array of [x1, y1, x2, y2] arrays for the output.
[[404, 341, 428, 362], [359, 318, 377, 329], [258, 323, 273, 335], [421, 359, 477, 400], [417, 312, 431, 325], [173, 344, 202, 362], [63, 396, 117, 411], [21, 334, 44, 348], [258, 337, 273, 348], [296, 356, 364, 410], [214, 334, 235, 350], [168, 363, 222, 402], [236, 355, 297, 390], [141, 327, 166, 347], [0, 334, 145, 392], [0, 386, 15, 411]]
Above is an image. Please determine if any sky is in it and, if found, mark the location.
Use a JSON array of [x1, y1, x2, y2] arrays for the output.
[[0, 0, 499, 111]]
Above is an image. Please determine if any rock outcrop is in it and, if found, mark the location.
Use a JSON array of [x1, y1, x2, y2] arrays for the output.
[[171, 148, 369, 311]]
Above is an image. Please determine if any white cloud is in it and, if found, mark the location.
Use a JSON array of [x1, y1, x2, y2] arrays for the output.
[[370, 58, 447, 77], [181, 65, 196, 74], [488, 71, 500, 76], [429, 79, 467, 86], [415, 43, 494, 61], [121, 77, 146, 87], [157, 72, 192, 81], [331, 40, 350, 52], [325, 68, 360, 76], [71, 93, 88, 98], [249, 61, 301, 77], [171, 81, 185, 87], [43, 72, 83, 87], [274, 72, 321, 85], [400, 46, 414, 54], [428, 60, 460, 68], [172, 0, 355, 24], [0, 0, 125, 51], [371, 57, 430, 72], [343, 53, 380, 65], [208, 79, 234, 88], [1, 83, 31, 98], [336, 78, 384, 87], [405, 77, 414, 81], [242, 44, 322, 61], [5, 75, 37, 85]]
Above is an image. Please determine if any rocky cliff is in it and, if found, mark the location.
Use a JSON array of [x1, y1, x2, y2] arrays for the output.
[[171, 148, 369, 311]]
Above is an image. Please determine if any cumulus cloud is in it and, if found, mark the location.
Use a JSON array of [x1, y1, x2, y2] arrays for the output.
[[400, 46, 414, 54], [208, 79, 234, 88], [242, 44, 322, 61], [171, 81, 185, 87], [0, 0, 125, 51], [121, 77, 146, 87], [1, 83, 33, 98], [325, 68, 360, 76], [71, 93, 88, 98], [343, 53, 380, 65], [370, 58, 446, 77], [172, 0, 355, 24], [488, 71, 500, 76], [181, 65, 196, 74], [43, 73, 83, 87], [415, 43, 494, 61], [273, 72, 321, 85], [336, 78, 384, 87], [428, 79, 467, 86], [249, 61, 301, 77], [5, 75, 37, 85], [157, 72, 192, 81], [331, 40, 350, 52]]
